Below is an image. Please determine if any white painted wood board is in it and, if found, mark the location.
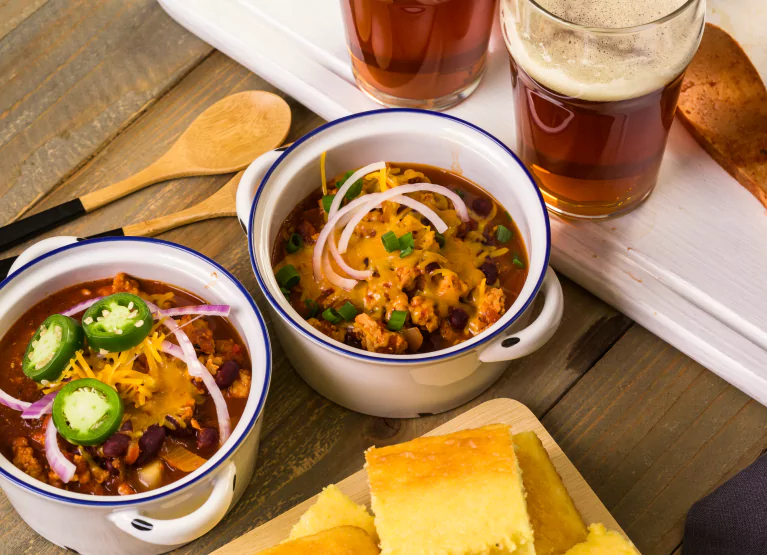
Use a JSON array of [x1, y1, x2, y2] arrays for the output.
[[158, 0, 767, 406]]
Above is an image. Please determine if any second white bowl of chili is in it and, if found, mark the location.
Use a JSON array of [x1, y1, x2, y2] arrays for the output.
[[238, 109, 562, 418]]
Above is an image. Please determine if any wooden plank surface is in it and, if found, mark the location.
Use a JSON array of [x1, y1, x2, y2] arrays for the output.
[[0, 3, 765, 555], [212, 399, 623, 555]]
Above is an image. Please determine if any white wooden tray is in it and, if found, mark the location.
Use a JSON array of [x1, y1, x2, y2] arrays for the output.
[[158, 0, 767, 406]]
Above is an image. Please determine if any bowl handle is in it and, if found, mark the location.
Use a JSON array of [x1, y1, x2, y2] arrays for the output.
[[479, 267, 564, 363], [107, 462, 236, 546], [236, 147, 286, 234]]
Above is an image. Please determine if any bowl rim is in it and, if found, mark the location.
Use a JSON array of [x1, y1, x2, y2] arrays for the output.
[[0, 236, 272, 506], [248, 108, 551, 364]]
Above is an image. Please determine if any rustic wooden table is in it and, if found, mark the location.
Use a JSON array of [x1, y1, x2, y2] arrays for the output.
[[1, 3, 765, 555]]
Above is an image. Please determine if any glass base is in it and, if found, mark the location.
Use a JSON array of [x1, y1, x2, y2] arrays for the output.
[[352, 66, 485, 111], [542, 186, 655, 221]]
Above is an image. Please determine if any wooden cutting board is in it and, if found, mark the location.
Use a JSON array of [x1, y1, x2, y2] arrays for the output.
[[213, 398, 624, 554]]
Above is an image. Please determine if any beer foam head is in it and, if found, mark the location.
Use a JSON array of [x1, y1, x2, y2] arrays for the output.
[[501, 0, 704, 101]]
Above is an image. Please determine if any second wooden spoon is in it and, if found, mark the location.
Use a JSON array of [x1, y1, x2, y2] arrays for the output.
[[0, 90, 291, 251]]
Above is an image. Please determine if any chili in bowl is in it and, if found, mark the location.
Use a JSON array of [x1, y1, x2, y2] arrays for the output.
[[238, 109, 563, 418], [0, 237, 270, 555]]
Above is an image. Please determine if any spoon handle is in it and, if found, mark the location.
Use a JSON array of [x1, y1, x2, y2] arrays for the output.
[[0, 159, 176, 252]]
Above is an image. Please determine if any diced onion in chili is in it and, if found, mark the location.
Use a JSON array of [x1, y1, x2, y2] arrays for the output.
[[0, 388, 31, 412], [60, 296, 103, 317], [21, 391, 57, 419], [156, 305, 231, 318], [148, 302, 231, 445], [338, 185, 456, 254], [327, 161, 386, 218], [45, 417, 76, 483]]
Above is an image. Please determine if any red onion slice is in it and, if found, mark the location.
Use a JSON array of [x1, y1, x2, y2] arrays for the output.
[[156, 305, 231, 319], [60, 296, 103, 317], [148, 302, 231, 444], [338, 184, 465, 254], [160, 341, 184, 360], [0, 388, 31, 412], [21, 392, 57, 419], [45, 417, 76, 483], [327, 161, 386, 218]]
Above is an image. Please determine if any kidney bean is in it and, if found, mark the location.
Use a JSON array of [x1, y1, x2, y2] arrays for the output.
[[425, 262, 441, 273], [449, 308, 469, 330], [135, 425, 166, 466], [215, 360, 240, 389], [472, 198, 492, 217], [120, 420, 133, 432], [197, 427, 219, 451], [480, 261, 498, 285], [102, 433, 131, 458], [165, 416, 196, 438]]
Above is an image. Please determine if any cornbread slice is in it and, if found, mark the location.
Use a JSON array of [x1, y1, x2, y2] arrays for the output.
[[514, 431, 588, 554], [257, 526, 379, 555], [562, 524, 640, 555], [365, 424, 535, 555], [289, 485, 378, 543]]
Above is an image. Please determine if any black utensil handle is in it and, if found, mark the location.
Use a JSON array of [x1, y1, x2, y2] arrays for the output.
[[0, 255, 17, 281], [0, 198, 86, 251], [0, 227, 125, 280]]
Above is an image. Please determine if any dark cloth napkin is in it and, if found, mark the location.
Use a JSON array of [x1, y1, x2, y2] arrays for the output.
[[683, 453, 767, 554]]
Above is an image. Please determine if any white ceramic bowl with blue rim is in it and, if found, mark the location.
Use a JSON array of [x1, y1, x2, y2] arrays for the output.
[[237, 109, 563, 418], [0, 237, 271, 555]]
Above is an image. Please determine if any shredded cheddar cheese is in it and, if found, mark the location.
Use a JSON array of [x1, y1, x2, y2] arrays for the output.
[[320, 151, 328, 196]]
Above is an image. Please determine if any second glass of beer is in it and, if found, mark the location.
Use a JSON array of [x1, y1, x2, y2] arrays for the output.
[[501, 0, 705, 219]]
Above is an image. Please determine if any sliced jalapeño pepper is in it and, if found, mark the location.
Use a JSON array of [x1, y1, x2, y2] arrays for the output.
[[22, 315, 84, 382], [52, 378, 124, 446], [82, 293, 153, 352]]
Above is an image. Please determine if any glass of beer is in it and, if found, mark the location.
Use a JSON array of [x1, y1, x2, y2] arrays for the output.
[[340, 0, 498, 110], [500, 0, 705, 219]]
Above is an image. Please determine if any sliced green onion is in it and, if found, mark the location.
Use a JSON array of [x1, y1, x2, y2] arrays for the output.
[[387, 310, 407, 331], [513, 254, 526, 269], [286, 233, 303, 253], [322, 194, 335, 213], [398, 232, 414, 251], [399, 246, 414, 259], [496, 224, 512, 243], [322, 308, 343, 324], [344, 179, 363, 200], [505, 211, 512, 221], [304, 299, 319, 318], [338, 302, 357, 322], [381, 231, 399, 253], [280, 287, 290, 299], [275, 264, 301, 289], [435, 231, 445, 248], [454, 188, 465, 199]]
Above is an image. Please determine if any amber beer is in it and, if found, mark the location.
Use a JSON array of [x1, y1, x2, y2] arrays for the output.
[[341, 0, 498, 110], [501, 0, 705, 219]]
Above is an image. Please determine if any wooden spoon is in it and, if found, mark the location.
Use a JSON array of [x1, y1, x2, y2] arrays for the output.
[[0, 91, 291, 251], [0, 172, 244, 280]]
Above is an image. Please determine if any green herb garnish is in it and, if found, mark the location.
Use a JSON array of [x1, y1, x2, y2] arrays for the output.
[[454, 189, 465, 199], [322, 308, 343, 325], [322, 194, 335, 214], [435, 231, 445, 249], [275, 264, 301, 289], [286, 233, 303, 253], [387, 310, 408, 331], [337, 302, 358, 322], [304, 299, 319, 318], [280, 287, 291, 299], [381, 231, 399, 252], [398, 232, 414, 251], [513, 254, 525, 269], [496, 225, 512, 243]]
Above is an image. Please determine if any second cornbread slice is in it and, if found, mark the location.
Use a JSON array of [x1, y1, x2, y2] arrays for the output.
[[365, 424, 535, 555]]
